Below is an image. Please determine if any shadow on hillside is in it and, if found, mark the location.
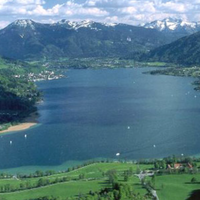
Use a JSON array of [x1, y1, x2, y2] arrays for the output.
[[133, 183, 141, 186], [187, 190, 200, 200], [185, 182, 200, 184], [99, 180, 110, 186]]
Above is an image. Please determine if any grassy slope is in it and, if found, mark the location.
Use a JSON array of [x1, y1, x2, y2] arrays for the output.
[[0, 163, 152, 200], [0, 163, 199, 200], [156, 174, 200, 200], [0, 180, 104, 200]]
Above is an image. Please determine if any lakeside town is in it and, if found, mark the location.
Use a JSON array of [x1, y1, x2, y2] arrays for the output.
[[14, 70, 65, 82]]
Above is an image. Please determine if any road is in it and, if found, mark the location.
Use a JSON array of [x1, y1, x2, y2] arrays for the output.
[[135, 171, 159, 200]]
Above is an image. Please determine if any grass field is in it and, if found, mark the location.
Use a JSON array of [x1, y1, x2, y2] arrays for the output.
[[0, 162, 152, 200], [0, 162, 199, 200], [0, 180, 105, 200], [155, 174, 200, 200]]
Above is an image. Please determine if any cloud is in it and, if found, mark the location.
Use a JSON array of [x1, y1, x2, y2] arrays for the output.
[[15, 0, 45, 4], [0, 1, 108, 18], [0, 0, 45, 5], [160, 1, 194, 13], [82, 0, 199, 24], [0, 0, 199, 28], [57, 2, 109, 17]]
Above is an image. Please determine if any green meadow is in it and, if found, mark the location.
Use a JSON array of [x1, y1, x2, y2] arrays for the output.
[[0, 162, 199, 200]]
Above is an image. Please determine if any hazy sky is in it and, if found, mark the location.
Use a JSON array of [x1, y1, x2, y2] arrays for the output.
[[0, 0, 200, 28]]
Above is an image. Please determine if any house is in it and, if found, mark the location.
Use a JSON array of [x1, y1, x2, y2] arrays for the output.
[[174, 163, 182, 169]]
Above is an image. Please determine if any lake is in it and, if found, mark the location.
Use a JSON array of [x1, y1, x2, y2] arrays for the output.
[[1, 68, 200, 172]]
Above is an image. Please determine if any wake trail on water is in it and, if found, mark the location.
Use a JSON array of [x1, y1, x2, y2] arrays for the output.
[[117, 131, 183, 158]]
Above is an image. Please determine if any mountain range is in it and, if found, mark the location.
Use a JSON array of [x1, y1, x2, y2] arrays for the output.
[[0, 19, 168, 60], [0, 18, 200, 64], [142, 18, 200, 34], [141, 18, 200, 42]]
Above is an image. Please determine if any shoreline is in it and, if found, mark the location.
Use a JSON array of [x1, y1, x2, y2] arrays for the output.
[[0, 122, 37, 134], [0, 112, 39, 134]]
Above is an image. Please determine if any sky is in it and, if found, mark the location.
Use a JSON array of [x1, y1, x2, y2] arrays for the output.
[[0, 0, 200, 28]]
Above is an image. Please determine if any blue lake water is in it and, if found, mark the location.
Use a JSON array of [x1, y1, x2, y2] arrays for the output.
[[1, 68, 200, 171]]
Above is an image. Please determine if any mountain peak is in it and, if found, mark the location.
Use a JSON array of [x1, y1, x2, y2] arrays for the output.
[[80, 19, 94, 24], [103, 22, 117, 27], [56, 19, 95, 29], [77, 20, 95, 28], [55, 19, 118, 31], [164, 17, 181, 22], [11, 19, 36, 29], [142, 17, 200, 33], [59, 19, 70, 24]]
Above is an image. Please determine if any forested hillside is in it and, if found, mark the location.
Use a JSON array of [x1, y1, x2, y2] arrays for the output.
[[0, 19, 170, 60], [142, 31, 200, 65], [0, 57, 41, 130]]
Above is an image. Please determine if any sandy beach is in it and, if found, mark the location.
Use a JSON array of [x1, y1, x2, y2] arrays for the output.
[[0, 112, 39, 134], [0, 122, 37, 134]]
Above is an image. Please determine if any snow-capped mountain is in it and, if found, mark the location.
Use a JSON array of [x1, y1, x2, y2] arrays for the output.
[[142, 18, 200, 34], [53, 19, 117, 31], [55, 19, 95, 29], [0, 19, 168, 60], [8, 19, 37, 30]]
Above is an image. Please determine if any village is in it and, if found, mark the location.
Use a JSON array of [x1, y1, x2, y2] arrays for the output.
[[14, 70, 65, 82]]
